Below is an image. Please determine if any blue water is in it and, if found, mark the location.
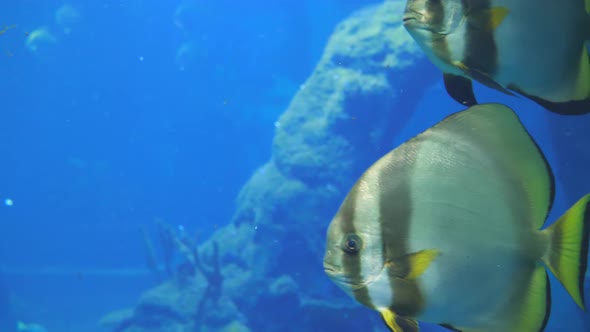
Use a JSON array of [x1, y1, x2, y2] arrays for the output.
[[0, 1, 588, 332]]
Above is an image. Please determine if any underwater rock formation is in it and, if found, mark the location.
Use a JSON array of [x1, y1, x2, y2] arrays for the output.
[[101, 1, 436, 331], [233, 0, 435, 281]]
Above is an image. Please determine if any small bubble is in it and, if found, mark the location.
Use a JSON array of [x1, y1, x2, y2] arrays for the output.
[[254, 225, 258, 230], [274, 121, 281, 128], [4, 198, 13, 206], [139, 56, 144, 61]]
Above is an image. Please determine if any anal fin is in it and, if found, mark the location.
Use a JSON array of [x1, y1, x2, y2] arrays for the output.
[[438, 264, 550, 332], [523, 45, 590, 115], [510, 87, 590, 115], [439, 323, 462, 331], [513, 265, 551, 331], [488, 263, 551, 331], [380, 309, 419, 332]]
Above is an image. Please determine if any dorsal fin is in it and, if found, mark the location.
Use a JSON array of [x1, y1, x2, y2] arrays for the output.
[[428, 103, 554, 229]]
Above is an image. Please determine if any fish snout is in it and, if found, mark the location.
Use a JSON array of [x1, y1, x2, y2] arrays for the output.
[[403, 0, 430, 27]]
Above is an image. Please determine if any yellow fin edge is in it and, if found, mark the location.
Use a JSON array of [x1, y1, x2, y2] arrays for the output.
[[575, 46, 590, 100], [489, 7, 510, 30], [514, 265, 551, 331], [543, 193, 590, 310]]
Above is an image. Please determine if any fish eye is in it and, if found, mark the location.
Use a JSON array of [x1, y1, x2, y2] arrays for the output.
[[343, 234, 362, 254]]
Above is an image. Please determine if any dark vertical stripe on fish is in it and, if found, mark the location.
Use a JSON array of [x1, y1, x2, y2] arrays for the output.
[[337, 182, 372, 307], [378, 140, 423, 317], [426, 0, 445, 30], [461, 0, 499, 75]]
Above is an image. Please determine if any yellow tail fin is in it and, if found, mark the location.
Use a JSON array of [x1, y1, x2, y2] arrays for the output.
[[542, 193, 590, 310]]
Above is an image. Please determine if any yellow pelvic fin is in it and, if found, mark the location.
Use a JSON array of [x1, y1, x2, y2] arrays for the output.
[[468, 6, 509, 30], [387, 249, 439, 280], [542, 193, 590, 310], [380, 309, 419, 332], [452, 61, 469, 72]]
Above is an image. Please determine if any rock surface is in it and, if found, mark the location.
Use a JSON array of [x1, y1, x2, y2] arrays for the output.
[[100, 1, 437, 331]]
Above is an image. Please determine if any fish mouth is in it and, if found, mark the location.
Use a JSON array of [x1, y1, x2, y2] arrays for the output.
[[331, 276, 367, 291], [323, 262, 369, 291], [323, 262, 341, 275], [323, 263, 351, 284], [402, 15, 416, 24], [402, 10, 427, 29]]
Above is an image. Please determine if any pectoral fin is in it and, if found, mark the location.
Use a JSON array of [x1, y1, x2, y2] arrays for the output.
[[380, 309, 419, 332], [467, 7, 510, 31], [387, 249, 439, 279]]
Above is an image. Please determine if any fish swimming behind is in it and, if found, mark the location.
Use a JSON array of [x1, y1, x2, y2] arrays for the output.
[[323, 103, 590, 331], [402, 0, 590, 115]]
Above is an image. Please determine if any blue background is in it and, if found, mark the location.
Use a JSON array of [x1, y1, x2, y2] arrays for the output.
[[0, 1, 586, 331]]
